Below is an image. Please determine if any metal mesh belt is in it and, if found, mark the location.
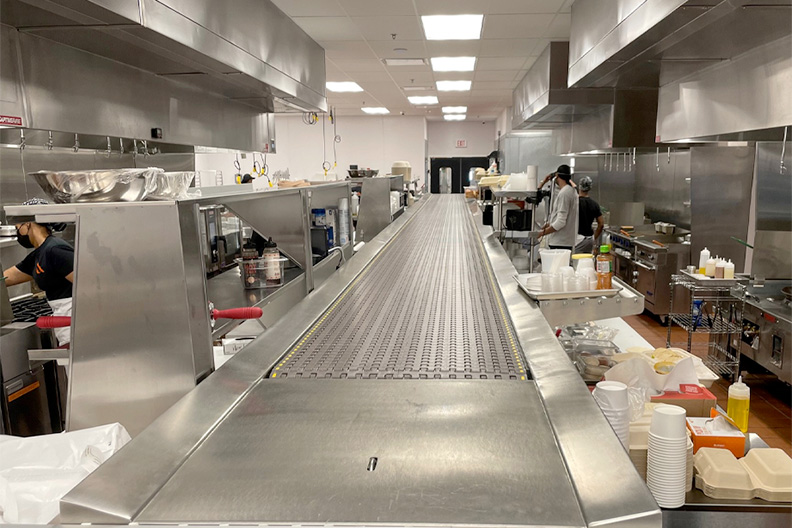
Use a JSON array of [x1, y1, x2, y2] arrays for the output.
[[271, 195, 528, 380]]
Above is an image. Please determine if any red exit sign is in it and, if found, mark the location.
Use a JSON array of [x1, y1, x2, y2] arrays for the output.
[[0, 115, 22, 127], [456, 139, 467, 148]]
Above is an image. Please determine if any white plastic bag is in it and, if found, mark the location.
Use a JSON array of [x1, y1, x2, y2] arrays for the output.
[[0, 423, 130, 524]]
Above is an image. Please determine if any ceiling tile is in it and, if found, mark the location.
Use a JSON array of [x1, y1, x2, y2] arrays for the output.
[[325, 60, 350, 80], [560, 0, 575, 13], [388, 71, 436, 84], [544, 14, 571, 38], [476, 57, 531, 70], [414, 1, 485, 15], [293, 17, 363, 40], [473, 80, 515, 90], [368, 40, 427, 58], [271, 0, 345, 17], [352, 16, 424, 41], [433, 72, 477, 81], [479, 39, 543, 57], [425, 40, 481, 56], [485, 0, 566, 14], [482, 14, 556, 38], [349, 71, 396, 82], [474, 70, 519, 81], [331, 58, 388, 72], [321, 40, 378, 59], [471, 89, 514, 97], [337, 0, 417, 16]]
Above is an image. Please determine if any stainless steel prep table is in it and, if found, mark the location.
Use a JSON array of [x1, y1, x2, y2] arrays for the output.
[[60, 195, 660, 527]]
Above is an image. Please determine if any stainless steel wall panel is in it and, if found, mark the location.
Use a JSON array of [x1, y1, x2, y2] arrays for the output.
[[690, 146, 756, 272], [755, 142, 792, 232], [69, 203, 199, 436], [0, 25, 27, 126], [634, 149, 691, 228], [753, 230, 792, 280], [502, 135, 567, 179], [657, 36, 792, 142]]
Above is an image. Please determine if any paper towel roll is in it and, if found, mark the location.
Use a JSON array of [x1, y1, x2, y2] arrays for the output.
[[526, 165, 539, 187]]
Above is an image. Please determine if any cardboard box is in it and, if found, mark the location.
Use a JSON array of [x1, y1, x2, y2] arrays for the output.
[[687, 409, 746, 458], [651, 384, 717, 417]]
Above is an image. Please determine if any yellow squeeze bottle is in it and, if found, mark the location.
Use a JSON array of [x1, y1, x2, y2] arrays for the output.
[[727, 376, 750, 433]]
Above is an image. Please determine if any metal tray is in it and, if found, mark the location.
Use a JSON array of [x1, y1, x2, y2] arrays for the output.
[[679, 269, 747, 286], [514, 273, 621, 301]]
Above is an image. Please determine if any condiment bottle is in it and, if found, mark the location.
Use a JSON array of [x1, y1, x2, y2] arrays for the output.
[[698, 247, 710, 274], [596, 245, 614, 290], [724, 259, 735, 279], [727, 376, 750, 433], [715, 259, 726, 278], [705, 256, 717, 277], [262, 237, 282, 286]]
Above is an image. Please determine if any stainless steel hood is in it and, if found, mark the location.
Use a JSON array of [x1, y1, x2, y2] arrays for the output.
[[568, 0, 792, 89], [0, 0, 327, 114], [512, 42, 614, 130]]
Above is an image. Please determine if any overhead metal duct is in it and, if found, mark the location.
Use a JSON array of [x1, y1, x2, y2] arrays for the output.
[[512, 42, 613, 130]]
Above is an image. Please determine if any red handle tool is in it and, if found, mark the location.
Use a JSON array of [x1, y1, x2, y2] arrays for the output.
[[211, 307, 263, 320], [37, 316, 72, 329]]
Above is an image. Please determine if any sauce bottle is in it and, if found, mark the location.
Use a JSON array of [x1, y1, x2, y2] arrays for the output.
[[715, 259, 726, 278], [596, 245, 614, 290], [727, 376, 750, 433], [724, 259, 735, 279], [705, 256, 717, 277], [698, 247, 710, 275]]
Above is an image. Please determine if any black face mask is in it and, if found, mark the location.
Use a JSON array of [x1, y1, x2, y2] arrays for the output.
[[16, 226, 34, 249]]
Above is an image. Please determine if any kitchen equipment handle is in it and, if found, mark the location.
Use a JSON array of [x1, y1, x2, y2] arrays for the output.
[[651, 239, 666, 247], [37, 316, 71, 328], [212, 307, 263, 320], [633, 260, 655, 271]]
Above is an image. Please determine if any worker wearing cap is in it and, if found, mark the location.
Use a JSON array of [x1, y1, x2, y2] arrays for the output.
[[575, 176, 604, 254], [3, 199, 74, 345], [537, 164, 579, 251]]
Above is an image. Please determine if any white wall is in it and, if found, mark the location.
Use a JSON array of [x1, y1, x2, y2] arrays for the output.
[[195, 115, 427, 187], [427, 121, 496, 158]]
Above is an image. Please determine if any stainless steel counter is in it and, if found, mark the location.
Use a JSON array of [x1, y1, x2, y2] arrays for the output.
[[60, 195, 660, 527]]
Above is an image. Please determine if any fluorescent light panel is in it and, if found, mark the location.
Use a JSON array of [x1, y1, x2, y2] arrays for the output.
[[437, 80, 471, 91], [442, 106, 467, 113], [326, 82, 363, 92], [422, 15, 483, 40], [408, 96, 439, 105], [444, 114, 466, 121], [361, 107, 389, 114], [430, 56, 476, 72], [403, 85, 433, 91], [383, 58, 427, 66]]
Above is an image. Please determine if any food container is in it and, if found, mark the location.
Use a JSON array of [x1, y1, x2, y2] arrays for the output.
[[146, 171, 195, 200], [29, 168, 161, 203], [348, 169, 378, 178], [573, 339, 620, 380], [235, 257, 287, 289]]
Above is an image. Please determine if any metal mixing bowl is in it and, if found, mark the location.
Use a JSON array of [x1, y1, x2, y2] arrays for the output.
[[348, 169, 378, 178], [29, 168, 158, 203]]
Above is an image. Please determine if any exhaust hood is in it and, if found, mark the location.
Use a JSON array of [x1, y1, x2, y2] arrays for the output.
[[512, 42, 613, 130], [0, 0, 327, 114]]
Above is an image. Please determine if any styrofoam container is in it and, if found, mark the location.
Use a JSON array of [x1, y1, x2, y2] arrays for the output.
[[694, 448, 756, 500]]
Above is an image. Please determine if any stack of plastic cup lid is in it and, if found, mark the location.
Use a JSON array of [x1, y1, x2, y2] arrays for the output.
[[647, 404, 688, 508], [592, 381, 630, 450]]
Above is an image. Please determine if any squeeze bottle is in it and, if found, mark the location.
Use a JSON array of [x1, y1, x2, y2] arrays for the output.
[[705, 257, 717, 277], [727, 376, 750, 433], [724, 259, 735, 279], [698, 247, 710, 274]]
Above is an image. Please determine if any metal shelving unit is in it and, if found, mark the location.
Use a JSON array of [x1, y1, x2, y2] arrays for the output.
[[666, 274, 747, 380]]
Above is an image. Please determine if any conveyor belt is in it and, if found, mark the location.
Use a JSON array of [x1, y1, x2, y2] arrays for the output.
[[272, 195, 528, 380]]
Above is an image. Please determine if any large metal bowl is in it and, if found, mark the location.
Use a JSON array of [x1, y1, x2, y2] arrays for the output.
[[348, 169, 378, 178], [29, 168, 160, 203]]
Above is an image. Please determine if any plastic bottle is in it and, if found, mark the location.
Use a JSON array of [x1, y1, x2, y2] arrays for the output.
[[262, 237, 282, 286], [727, 376, 750, 433], [596, 245, 614, 290], [705, 256, 717, 277], [698, 247, 710, 274], [715, 259, 726, 278], [724, 259, 735, 279]]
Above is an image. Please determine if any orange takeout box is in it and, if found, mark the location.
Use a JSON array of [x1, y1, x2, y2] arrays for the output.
[[686, 408, 746, 458]]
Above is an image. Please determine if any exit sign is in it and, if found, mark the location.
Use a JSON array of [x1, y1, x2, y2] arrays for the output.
[[456, 139, 467, 148]]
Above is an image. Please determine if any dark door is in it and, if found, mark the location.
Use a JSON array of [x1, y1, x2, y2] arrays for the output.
[[429, 157, 488, 194]]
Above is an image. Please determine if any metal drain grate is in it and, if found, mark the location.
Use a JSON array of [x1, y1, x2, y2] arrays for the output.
[[272, 195, 528, 380]]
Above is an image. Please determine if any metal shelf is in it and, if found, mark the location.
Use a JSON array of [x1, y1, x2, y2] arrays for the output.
[[534, 277, 645, 327], [667, 314, 741, 334]]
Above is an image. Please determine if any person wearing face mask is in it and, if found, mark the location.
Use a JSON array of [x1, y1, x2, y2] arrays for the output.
[[3, 199, 74, 345], [536, 164, 578, 251]]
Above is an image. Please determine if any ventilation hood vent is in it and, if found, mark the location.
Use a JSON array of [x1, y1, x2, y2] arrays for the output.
[[0, 0, 327, 114], [512, 42, 614, 130]]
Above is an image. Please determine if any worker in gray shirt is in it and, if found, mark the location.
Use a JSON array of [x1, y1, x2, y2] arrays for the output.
[[537, 164, 578, 251]]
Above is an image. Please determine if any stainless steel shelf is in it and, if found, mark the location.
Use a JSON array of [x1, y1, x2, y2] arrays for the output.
[[668, 314, 741, 334], [533, 277, 645, 327]]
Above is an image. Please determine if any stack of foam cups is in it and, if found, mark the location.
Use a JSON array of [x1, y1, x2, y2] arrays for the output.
[[647, 404, 688, 508], [592, 381, 630, 450]]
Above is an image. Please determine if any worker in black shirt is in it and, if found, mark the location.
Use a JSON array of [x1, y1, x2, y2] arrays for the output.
[[575, 176, 604, 254], [3, 199, 74, 345]]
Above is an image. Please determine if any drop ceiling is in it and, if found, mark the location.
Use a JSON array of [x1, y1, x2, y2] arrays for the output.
[[272, 0, 574, 120]]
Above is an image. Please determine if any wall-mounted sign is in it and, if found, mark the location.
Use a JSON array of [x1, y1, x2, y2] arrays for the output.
[[456, 139, 467, 148], [0, 115, 23, 127]]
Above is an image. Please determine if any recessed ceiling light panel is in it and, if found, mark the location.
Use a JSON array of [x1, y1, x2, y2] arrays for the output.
[[444, 114, 466, 121], [361, 107, 390, 114], [403, 85, 433, 91], [422, 15, 483, 40], [442, 106, 468, 113], [383, 58, 428, 67], [437, 80, 472, 91], [430, 57, 476, 72], [408, 96, 439, 105], [326, 82, 363, 92]]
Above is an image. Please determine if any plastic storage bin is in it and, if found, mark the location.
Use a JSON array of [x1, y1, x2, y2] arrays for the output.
[[235, 257, 287, 289]]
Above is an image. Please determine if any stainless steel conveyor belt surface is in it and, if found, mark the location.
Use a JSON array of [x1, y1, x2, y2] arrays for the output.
[[273, 195, 528, 380]]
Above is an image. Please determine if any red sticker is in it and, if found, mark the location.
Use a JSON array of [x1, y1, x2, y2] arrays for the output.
[[0, 115, 22, 127]]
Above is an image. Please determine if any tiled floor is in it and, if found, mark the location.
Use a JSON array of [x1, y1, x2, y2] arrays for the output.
[[624, 313, 792, 455]]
